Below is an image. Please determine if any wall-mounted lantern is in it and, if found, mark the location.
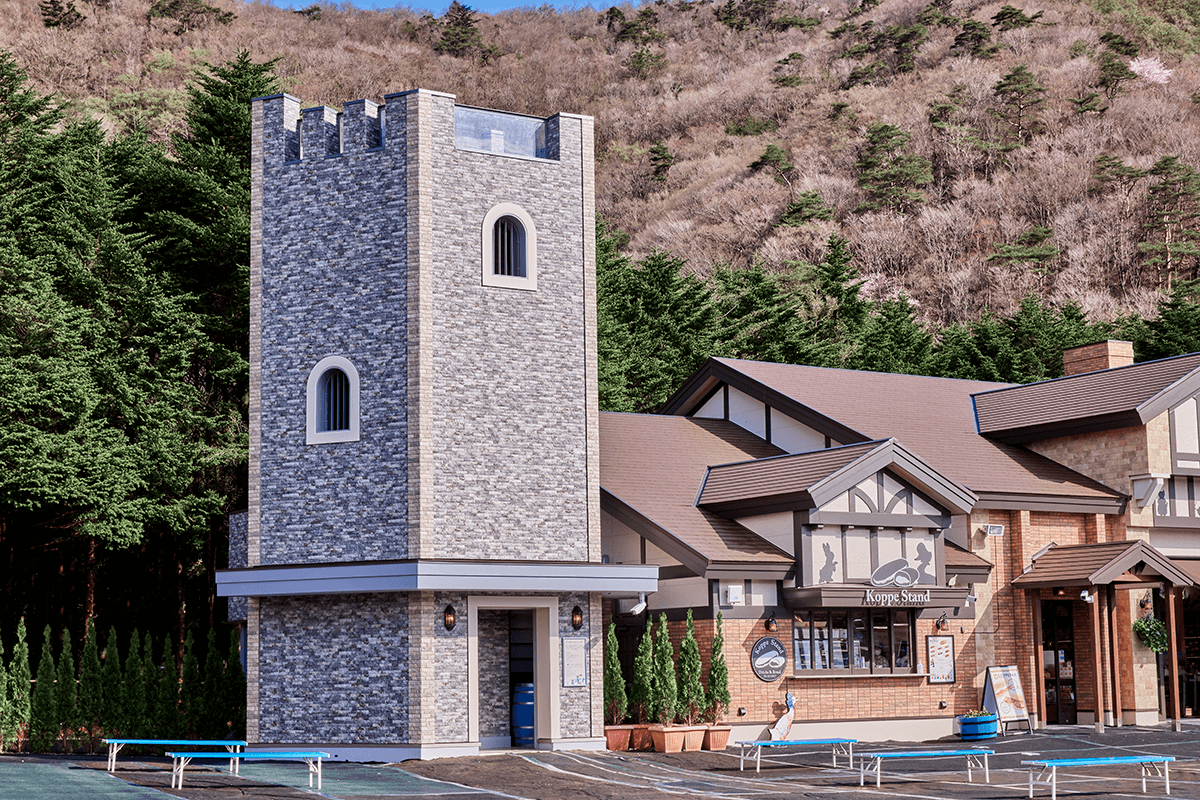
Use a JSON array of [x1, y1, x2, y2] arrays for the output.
[[764, 617, 778, 633], [444, 604, 457, 631], [571, 606, 584, 630]]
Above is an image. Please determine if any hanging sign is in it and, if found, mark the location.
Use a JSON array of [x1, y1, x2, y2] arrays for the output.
[[983, 665, 1031, 734], [750, 636, 787, 682]]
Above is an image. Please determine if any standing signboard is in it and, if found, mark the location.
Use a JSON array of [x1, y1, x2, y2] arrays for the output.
[[983, 665, 1032, 734]]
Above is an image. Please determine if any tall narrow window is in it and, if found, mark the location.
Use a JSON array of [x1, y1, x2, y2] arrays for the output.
[[481, 203, 537, 290], [306, 356, 360, 444], [493, 216, 526, 278], [318, 368, 350, 432]]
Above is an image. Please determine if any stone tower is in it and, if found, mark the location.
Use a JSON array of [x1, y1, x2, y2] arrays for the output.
[[219, 90, 654, 759]]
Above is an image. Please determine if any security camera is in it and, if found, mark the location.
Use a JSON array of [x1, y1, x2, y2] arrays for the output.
[[965, 594, 978, 605], [1081, 589, 1094, 604], [629, 593, 647, 616]]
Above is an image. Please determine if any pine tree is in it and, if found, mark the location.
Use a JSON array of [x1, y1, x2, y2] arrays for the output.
[[39, 0, 86, 29], [778, 190, 834, 226], [988, 226, 1060, 267], [142, 632, 159, 738], [78, 621, 102, 751], [706, 612, 730, 721], [648, 141, 676, 182], [603, 623, 628, 725], [990, 4, 1043, 31], [629, 623, 656, 724], [846, 296, 934, 374], [1135, 279, 1200, 361], [100, 626, 122, 735], [676, 610, 705, 725], [156, 638, 184, 739], [0, 630, 9, 751], [992, 65, 1046, 145], [180, 630, 201, 736], [55, 630, 78, 750], [29, 626, 57, 752], [652, 614, 678, 725], [1140, 156, 1200, 280], [434, 2, 485, 58], [201, 628, 223, 737], [122, 631, 145, 738], [854, 123, 931, 214], [10, 619, 32, 751], [224, 629, 246, 739], [1097, 51, 1137, 98], [749, 144, 795, 187]]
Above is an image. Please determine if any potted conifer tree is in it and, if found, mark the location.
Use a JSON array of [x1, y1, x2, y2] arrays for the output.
[[703, 611, 732, 750], [648, 613, 685, 752], [676, 610, 707, 751], [628, 621, 656, 750], [603, 623, 633, 750]]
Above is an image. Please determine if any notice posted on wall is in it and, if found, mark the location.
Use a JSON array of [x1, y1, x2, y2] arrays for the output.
[[926, 635, 955, 684], [562, 637, 587, 687], [983, 665, 1031, 732]]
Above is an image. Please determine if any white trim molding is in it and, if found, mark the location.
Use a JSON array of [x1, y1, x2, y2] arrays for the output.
[[481, 202, 537, 291], [305, 355, 361, 445]]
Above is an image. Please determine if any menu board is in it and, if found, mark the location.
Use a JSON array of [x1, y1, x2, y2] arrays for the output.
[[927, 635, 955, 684], [562, 637, 587, 687], [983, 665, 1031, 731]]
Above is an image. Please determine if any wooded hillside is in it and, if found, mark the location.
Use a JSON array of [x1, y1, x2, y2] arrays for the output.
[[3, 0, 1199, 323]]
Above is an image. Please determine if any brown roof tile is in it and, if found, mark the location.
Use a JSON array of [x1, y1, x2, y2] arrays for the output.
[[600, 413, 793, 567], [973, 352, 1200, 442], [698, 442, 883, 509]]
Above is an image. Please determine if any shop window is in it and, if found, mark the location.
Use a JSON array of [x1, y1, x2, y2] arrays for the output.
[[306, 355, 360, 444], [793, 609, 916, 675]]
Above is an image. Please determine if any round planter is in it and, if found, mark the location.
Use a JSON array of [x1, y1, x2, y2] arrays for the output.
[[958, 713, 999, 740]]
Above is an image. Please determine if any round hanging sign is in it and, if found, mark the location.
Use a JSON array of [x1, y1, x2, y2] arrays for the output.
[[750, 636, 787, 682]]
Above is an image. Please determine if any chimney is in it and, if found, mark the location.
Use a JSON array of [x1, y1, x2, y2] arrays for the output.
[[1063, 340, 1134, 376]]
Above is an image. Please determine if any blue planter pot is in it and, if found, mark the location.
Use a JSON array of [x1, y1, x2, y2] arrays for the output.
[[958, 713, 998, 740]]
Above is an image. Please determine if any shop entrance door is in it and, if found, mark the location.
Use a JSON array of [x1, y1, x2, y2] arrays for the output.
[[1042, 600, 1077, 724]]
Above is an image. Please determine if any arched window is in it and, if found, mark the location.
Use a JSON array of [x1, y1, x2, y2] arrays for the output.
[[481, 203, 537, 290], [493, 215, 526, 278], [306, 356, 360, 444], [318, 368, 350, 432]]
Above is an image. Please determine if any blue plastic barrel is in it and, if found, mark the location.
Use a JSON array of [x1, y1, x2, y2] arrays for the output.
[[512, 683, 535, 747]]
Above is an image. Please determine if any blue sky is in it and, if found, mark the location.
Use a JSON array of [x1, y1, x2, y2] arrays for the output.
[[272, 0, 589, 16]]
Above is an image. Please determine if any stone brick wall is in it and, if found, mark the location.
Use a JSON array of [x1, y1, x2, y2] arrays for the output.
[[258, 593, 409, 743], [432, 591, 468, 742], [425, 94, 593, 562], [228, 511, 248, 621], [254, 94, 411, 566], [478, 610, 511, 739], [558, 592, 595, 738]]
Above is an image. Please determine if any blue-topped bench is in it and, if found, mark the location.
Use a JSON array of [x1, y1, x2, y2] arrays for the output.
[[859, 748, 992, 787], [103, 738, 246, 773], [736, 739, 856, 772], [167, 750, 330, 790], [1021, 755, 1174, 799]]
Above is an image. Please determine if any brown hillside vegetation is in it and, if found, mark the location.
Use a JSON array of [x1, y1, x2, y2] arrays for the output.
[[3, 0, 1199, 323]]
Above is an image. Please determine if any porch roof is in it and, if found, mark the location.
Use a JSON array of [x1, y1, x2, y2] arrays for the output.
[[1011, 540, 1197, 589]]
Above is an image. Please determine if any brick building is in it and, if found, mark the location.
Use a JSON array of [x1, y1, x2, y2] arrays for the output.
[[602, 342, 1200, 740], [217, 91, 654, 760]]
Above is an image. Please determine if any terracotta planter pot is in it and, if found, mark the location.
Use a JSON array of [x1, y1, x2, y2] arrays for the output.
[[702, 725, 732, 751], [649, 725, 686, 753], [682, 725, 706, 751], [604, 725, 633, 751], [630, 724, 654, 751]]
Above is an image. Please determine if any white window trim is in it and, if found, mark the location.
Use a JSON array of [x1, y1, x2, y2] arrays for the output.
[[306, 355, 361, 445], [481, 202, 537, 291]]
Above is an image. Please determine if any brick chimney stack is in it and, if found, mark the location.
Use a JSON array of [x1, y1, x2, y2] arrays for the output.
[[1063, 340, 1134, 376]]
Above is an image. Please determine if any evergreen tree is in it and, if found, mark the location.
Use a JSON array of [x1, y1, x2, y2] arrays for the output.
[[180, 630, 202, 736], [78, 621, 102, 750], [100, 626, 122, 735], [749, 144, 795, 187], [791, 235, 874, 368], [29, 626, 56, 752], [676, 610, 705, 724], [951, 19, 996, 58], [10, 618, 32, 750], [603, 623, 628, 725], [201, 628, 223, 737], [991, 4, 1043, 31], [1097, 50, 1137, 98], [0, 631, 8, 751], [992, 65, 1046, 145], [122, 631, 145, 738], [846, 296, 934, 374], [854, 123, 931, 213], [1140, 156, 1200, 280], [711, 262, 800, 364], [648, 141, 676, 182], [652, 614, 678, 725], [1135, 279, 1200, 360], [629, 623, 656, 724], [706, 612, 730, 721], [39, 0, 86, 28], [142, 632, 159, 738], [434, 2, 487, 59], [156, 639, 184, 739], [988, 226, 1060, 267], [224, 629, 246, 739], [778, 190, 834, 226], [55, 630, 77, 749]]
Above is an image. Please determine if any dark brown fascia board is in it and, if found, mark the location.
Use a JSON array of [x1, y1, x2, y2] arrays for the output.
[[659, 564, 701, 579], [600, 489, 711, 578], [1137, 366, 1200, 423], [662, 358, 869, 447], [703, 492, 816, 517], [978, 410, 1144, 444], [704, 561, 794, 579], [972, 491, 1126, 515], [807, 439, 976, 515], [946, 565, 992, 584], [797, 509, 952, 529]]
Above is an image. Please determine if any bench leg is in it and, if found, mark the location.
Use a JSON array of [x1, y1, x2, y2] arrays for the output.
[[757, 745, 762, 774], [1051, 765, 1057, 800], [1166, 760, 1170, 794], [1028, 766, 1033, 798]]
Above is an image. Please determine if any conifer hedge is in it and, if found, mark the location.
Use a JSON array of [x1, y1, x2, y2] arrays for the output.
[[0, 618, 245, 752]]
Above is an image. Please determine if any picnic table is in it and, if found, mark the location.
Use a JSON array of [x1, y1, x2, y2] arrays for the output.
[[103, 738, 246, 772], [858, 748, 992, 787], [736, 738, 857, 772], [1021, 755, 1174, 799], [167, 749, 330, 790]]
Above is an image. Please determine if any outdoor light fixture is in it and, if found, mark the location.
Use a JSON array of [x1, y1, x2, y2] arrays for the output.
[[935, 612, 948, 631], [444, 604, 457, 631], [1054, 587, 1065, 596], [765, 617, 778, 633], [571, 606, 584, 630], [1080, 589, 1095, 604]]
